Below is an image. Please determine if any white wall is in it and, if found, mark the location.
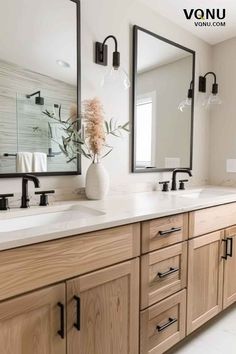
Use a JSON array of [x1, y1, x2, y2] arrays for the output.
[[209, 37, 236, 186], [0, 0, 212, 197]]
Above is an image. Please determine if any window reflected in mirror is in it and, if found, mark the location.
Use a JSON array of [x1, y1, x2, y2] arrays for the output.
[[132, 26, 195, 172]]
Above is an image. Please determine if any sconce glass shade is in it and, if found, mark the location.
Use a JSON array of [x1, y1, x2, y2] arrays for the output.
[[101, 66, 130, 90], [202, 93, 222, 108], [178, 97, 192, 112]]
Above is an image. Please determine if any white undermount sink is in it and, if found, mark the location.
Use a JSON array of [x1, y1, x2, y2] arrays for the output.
[[0, 205, 105, 233], [175, 188, 236, 199]]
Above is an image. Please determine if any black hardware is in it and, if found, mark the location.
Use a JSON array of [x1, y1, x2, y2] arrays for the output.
[[222, 239, 228, 260], [199, 71, 219, 95], [171, 169, 192, 191], [159, 181, 170, 192], [95, 35, 120, 69], [0, 194, 14, 211], [159, 227, 182, 236], [131, 26, 195, 174], [179, 179, 189, 190], [26, 91, 44, 106], [228, 237, 233, 258], [3, 149, 60, 158], [74, 296, 81, 331], [35, 190, 55, 206], [21, 174, 40, 208], [157, 317, 177, 332], [158, 267, 179, 279], [57, 302, 65, 339]]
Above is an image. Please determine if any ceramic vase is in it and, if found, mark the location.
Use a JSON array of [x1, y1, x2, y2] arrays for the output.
[[85, 162, 109, 200]]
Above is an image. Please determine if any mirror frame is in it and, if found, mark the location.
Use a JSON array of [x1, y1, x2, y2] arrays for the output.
[[131, 25, 195, 173], [0, 0, 81, 178]]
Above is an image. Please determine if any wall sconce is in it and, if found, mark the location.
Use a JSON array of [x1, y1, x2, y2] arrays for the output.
[[199, 72, 222, 107], [95, 35, 130, 90], [178, 81, 193, 112]]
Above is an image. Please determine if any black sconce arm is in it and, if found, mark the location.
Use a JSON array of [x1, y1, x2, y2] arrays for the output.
[[95, 35, 120, 69], [199, 71, 218, 95]]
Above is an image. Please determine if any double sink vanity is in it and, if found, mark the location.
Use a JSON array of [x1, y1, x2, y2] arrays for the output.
[[1, 185, 236, 354]]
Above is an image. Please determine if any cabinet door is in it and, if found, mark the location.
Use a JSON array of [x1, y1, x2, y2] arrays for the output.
[[223, 227, 236, 309], [0, 284, 66, 354], [67, 259, 139, 354], [187, 231, 224, 334]]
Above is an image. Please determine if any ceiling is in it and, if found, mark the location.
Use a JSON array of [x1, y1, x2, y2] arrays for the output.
[[0, 0, 77, 86], [137, 30, 191, 73], [139, 0, 236, 45]]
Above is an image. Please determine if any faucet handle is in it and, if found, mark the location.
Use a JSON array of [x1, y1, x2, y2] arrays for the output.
[[0, 194, 14, 211], [159, 181, 170, 192], [179, 180, 189, 190], [35, 190, 55, 206]]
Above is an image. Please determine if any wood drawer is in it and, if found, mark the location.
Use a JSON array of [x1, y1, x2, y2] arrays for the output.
[[141, 242, 187, 309], [0, 224, 140, 301], [142, 214, 188, 253], [189, 202, 236, 238], [140, 290, 186, 354]]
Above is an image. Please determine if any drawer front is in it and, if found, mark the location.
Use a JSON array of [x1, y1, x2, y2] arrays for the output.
[[0, 224, 140, 301], [141, 242, 187, 309], [140, 290, 186, 354], [189, 202, 236, 238], [142, 214, 188, 253]]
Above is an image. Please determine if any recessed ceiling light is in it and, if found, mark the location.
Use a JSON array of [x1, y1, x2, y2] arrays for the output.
[[56, 60, 70, 68]]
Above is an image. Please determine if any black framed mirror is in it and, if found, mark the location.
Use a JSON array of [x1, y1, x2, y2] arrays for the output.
[[132, 25, 195, 173], [0, 0, 81, 177]]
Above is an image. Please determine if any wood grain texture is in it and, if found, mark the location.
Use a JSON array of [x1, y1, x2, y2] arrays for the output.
[[141, 242, 187, 309], [140, 290, 186, 354], [189, 202, 236, 237], [223, 227, 236, 309], [67, 259, 139, 354], [142, 213, 188, 253], [187, 231, 224, 334], [0, 283, 66, 354], [0, 224, 140, 301]]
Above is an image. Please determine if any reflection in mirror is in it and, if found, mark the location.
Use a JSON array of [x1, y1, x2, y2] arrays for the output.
[[132, 26, 195, 172], [0, 0, 80, 176]]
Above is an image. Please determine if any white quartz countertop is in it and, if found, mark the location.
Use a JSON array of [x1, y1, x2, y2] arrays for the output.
[[1, 185, 236, 251]]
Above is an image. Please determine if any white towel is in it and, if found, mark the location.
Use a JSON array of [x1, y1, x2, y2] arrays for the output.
[[33, 152, 47, 172], [16, 152, 33, 173]]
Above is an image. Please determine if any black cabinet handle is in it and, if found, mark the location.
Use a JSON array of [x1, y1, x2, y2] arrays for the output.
[[57, 302, 65, 339], [228, 237, 233, 258], [157, 317, 177, 332], [74, 296, 81, 331], [158, 267, 179, 279], [222, 238, 234, 260], [159, 227, 182, 236]]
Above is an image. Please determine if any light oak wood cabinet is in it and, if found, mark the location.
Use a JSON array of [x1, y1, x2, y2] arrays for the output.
[[0, 284, 66, 354], [67, 259, 139, 354], [187, 231, 224, 334], [223, 226, 236, 309]]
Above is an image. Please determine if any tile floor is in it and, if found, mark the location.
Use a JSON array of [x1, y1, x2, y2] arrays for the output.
[[166, 304, 236, 353]]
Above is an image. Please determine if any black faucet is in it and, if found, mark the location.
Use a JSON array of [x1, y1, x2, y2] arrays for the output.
[[171, 169, 192, 191], [21, 174, 40, 208]]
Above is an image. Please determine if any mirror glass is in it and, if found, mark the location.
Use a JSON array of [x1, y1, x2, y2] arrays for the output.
[[132, 26, 195, 172], [0, 0, 80, 176]]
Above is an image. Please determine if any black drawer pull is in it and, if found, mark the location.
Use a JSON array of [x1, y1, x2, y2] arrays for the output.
[[57, 302, 65, 339], [157, 317, 177, 332], [158, 267, 179, 278], [159, 227, 181, 236], [74, 296, 81, 331]]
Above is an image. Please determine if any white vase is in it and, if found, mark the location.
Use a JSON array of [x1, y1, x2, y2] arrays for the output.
[[85, 162, 109, 200]]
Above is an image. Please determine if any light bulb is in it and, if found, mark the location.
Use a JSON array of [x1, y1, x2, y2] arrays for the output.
[[101, 67, 130, 90], [202, 93, 222, 108], [178, 97, 192, 112]]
